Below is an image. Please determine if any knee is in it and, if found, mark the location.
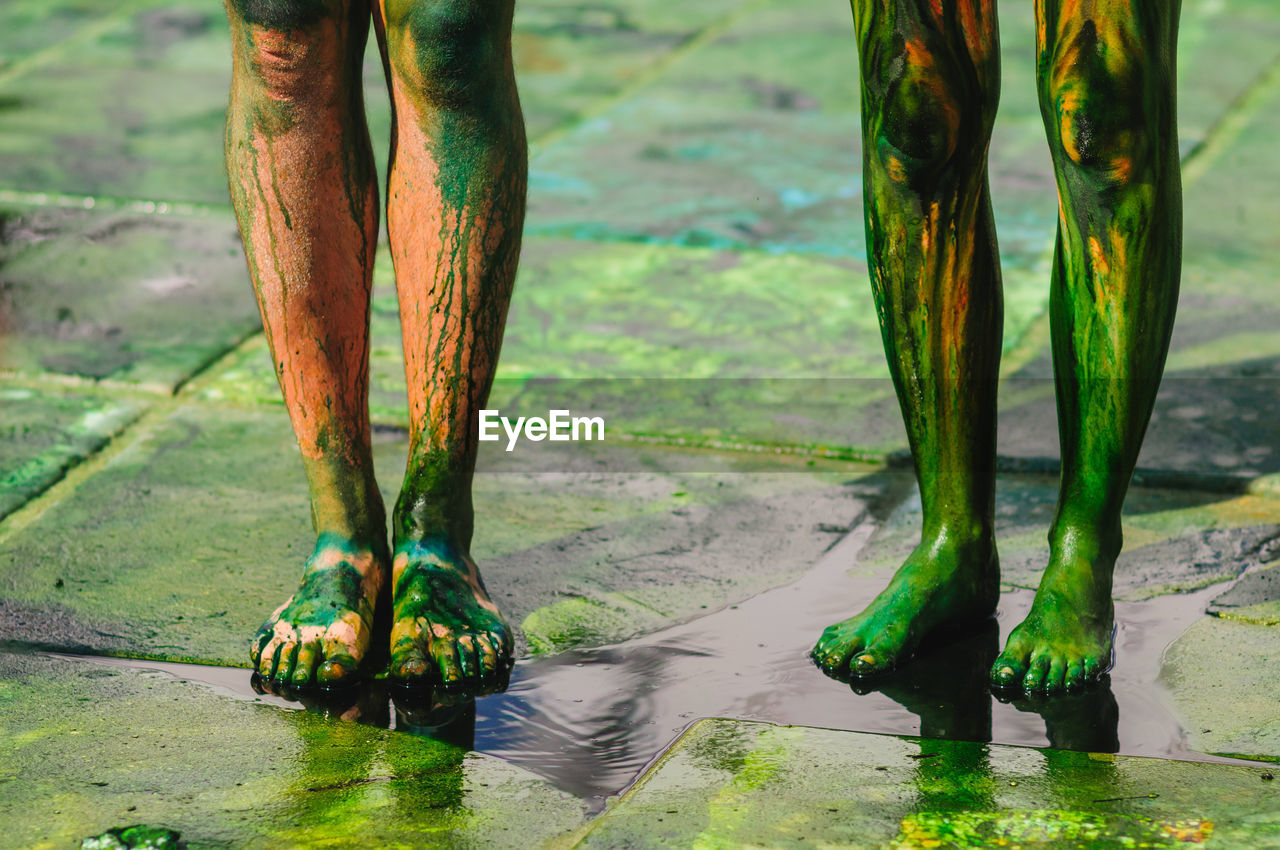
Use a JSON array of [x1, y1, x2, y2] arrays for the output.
[[867, 41, 997, 189], [385, 0, 511, 110], [228, 0, 343, 104], [1043, 22, 1167, 185]]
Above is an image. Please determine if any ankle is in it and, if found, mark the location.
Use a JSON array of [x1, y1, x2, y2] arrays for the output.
[[303, 454, 387, 545], [393, 475, 473, 550], [1049, 520, 1123, 564], [921, 519, 994, 554]]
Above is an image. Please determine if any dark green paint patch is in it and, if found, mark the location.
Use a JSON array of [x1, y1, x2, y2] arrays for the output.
[[81, 824, 183, 850]]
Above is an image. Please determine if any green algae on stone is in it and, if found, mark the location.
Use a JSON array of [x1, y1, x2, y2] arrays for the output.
[[521, 592, 670, 655], [578, 719, 1280, 849], [0, 651, 584, 849], [0, 390, 144, 520]]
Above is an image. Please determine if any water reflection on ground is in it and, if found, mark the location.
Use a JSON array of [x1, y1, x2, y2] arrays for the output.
[[69, 525, 1245, 811]]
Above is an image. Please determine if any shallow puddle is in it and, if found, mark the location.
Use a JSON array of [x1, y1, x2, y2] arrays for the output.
[[60, 519, 1258, 812]]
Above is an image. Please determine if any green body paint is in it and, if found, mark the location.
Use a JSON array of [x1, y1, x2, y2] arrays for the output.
[[379, 0, 526, 685], [228, 0, 328, 31], [993, 1, 1182, 692], [226, 0, 525, 690], [814, 0, 1003, 680], [815, 0, 1181, 694]]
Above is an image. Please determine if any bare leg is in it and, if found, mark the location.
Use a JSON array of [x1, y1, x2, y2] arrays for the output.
[[225, 0, 389, 688], [814, 0, 1003, 677], [376, 0, 527, 687], [992, 1, 1181, 692]]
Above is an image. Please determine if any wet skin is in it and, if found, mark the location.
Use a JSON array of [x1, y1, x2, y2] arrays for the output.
[[251, 533, 389, 688], [818, 0, 1180, 692], [388, 538, 513, 687], [225, 0, 525, 689]]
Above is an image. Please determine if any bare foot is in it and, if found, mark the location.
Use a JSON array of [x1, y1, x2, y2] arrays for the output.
[[990, 535, 1115, 693], [388, 538, 512, 689], [812, 533, 998, 677], [251, 534, 388, 689]]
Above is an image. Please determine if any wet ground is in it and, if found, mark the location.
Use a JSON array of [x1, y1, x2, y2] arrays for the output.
[[6, 0, 1280, 846]]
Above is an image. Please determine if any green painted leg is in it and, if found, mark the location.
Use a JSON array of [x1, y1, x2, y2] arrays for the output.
[[225, 0, 392, 689], [992, 1, 1182, 693], [376, 0, 526, 688], [814, 0, 1002, 677]]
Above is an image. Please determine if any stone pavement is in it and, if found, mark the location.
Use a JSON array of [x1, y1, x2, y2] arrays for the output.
[[3, 0, 1280, 846]]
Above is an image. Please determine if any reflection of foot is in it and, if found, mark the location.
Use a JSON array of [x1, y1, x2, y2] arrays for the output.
[[998, 678, 1119, 753], [812, 534, 998, 677], [393, 688, 478, 749], [388, 538, 513, 689], [251, 534, 388, 689], [991, 534, 1115, 693], [855, 619, 998, 742]]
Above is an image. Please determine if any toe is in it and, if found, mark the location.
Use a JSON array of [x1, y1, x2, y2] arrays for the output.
[[317, 655, 358, 686], [390, 649, 432, 681], [250, 630, 271, 667], [1022, 654, 1049, 691], [435, 640, 463, 687], [812, 628, 862, 674], [293, 643, 320, 687], [852, 649, 888, 676], [490, 626, 513, 658], [477, 635, 500, 677], [1045, 657, 1067, 693], [457, 636, 479, 680], [1064, 660, 1085, 690], [258, 638, 279, 678], [273, 640, 299, 683], [1082, 654, 1104, 682], [990, 644, 1028, 688]]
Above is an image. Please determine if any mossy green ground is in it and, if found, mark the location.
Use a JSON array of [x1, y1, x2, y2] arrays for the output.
[[4, 0, 1280, 845]]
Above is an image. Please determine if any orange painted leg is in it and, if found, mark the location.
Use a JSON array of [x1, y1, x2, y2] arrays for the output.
[[225, 0, 389, 689], [376, 0, 526, 689]]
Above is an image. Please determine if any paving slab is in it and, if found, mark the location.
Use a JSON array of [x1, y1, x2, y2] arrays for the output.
[[525, 0, 1049, 260], [525, 0, 1274, 263], [1162, 615, 1280, 762], [0, 0, 143, 74], [1208, 561, 1280, 625], [0, 403, 878, 664], [0, 3, 235, 205], [193, 238, 912, 455], [576, 718, 1280, 849], [0, 649, 586, 850], [0, 0, 749, 204], [849, 473, 1280, 602], [0, 386, 145, 520], [0, 204, 258, 390]]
